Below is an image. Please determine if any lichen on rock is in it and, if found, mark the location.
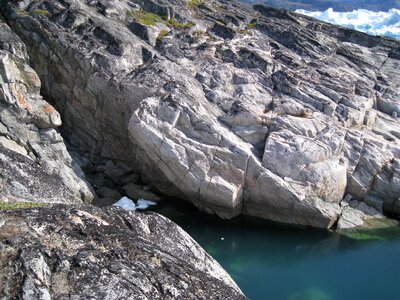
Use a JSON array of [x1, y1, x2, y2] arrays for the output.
[[0, 204, 246, 299]]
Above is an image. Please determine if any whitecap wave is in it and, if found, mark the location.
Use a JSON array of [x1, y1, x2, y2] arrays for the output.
[[296, 8, 400, 39]]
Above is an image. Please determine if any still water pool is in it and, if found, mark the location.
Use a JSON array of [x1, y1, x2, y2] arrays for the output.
[[153, 200, 400, 300]]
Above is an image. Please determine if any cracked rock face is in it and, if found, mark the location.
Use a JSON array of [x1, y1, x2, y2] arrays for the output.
[[1, 0, 399, 228], [0, 204, 246, 299], [0, 21, 94, 204]]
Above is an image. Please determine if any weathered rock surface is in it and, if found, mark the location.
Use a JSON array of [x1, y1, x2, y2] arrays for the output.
[[1, 0, 399, 228], [0, 20, 95, 204], [0, 204, 246, 299]]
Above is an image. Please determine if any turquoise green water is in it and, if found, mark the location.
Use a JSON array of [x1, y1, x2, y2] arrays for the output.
[[153, 200, 400, 300]]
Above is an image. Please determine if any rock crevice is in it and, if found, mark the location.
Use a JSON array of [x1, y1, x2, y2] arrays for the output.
[[0, 20, 94, 204]]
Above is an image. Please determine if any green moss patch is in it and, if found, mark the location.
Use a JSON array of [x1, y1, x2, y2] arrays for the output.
[[246, 23, 255, 29], [188, 0, 201, 7], [16, 8, 29, 16], [166, 18, 195, 29], [157, 29, 170, 41], [127, 10, 163, 26], [0, 201, 48, 211], [345, 231, 387, 241], [32, 9, 50, 16], [362, 217, 400, 229], [340, 217, 400, 241], [127, 9, 194, 29], [239, 29, 253, 36]]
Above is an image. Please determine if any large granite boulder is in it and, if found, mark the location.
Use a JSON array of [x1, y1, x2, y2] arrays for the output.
[[0, 0, 399, 229], [0, 204, 246, 299], [0, 21, 94, 204]]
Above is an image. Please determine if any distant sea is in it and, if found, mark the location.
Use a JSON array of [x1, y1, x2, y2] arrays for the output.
[[240, 0, 400, 39], [240, 0, 400, 12], [297, 8, 400, 39]]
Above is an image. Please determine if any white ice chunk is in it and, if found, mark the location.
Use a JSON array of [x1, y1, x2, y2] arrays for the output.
[[137, 198, 157, 206], [113, 196, 137, 211], [135, 198, 157, 210]]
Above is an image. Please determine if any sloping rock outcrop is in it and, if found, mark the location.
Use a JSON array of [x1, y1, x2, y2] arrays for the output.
[[0, 204, 246, 299], [1, 0, 399, 229], [0, 21, 94, 204]]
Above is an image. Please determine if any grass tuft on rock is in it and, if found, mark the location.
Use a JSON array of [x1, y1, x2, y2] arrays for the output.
[[157, 29, 170, 41], [127, 10, 195, 29], [166, 18, 195, 29], [32, 9, 50, 16], [246, 23, 255, 29], [188, 0, 201, 7], [16, 8, 29, 16], [0, 201, 48, 211], [127, 10, 163, 26]]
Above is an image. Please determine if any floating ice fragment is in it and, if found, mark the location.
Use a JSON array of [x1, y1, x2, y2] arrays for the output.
[[135, 198, 157, 210], [113, 197, 157, 211], [113, 196, 137, 211], [137, 198, 157, 206]]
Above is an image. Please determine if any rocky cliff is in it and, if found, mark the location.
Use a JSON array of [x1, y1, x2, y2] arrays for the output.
[[0, 17, 247, 298], [0, 21, 94, 204], [0, 204, 246, 299], [0, 0, 399, 229]]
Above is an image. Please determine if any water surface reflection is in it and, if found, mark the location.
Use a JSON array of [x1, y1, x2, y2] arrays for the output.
[[153, 199, 400, 300]]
